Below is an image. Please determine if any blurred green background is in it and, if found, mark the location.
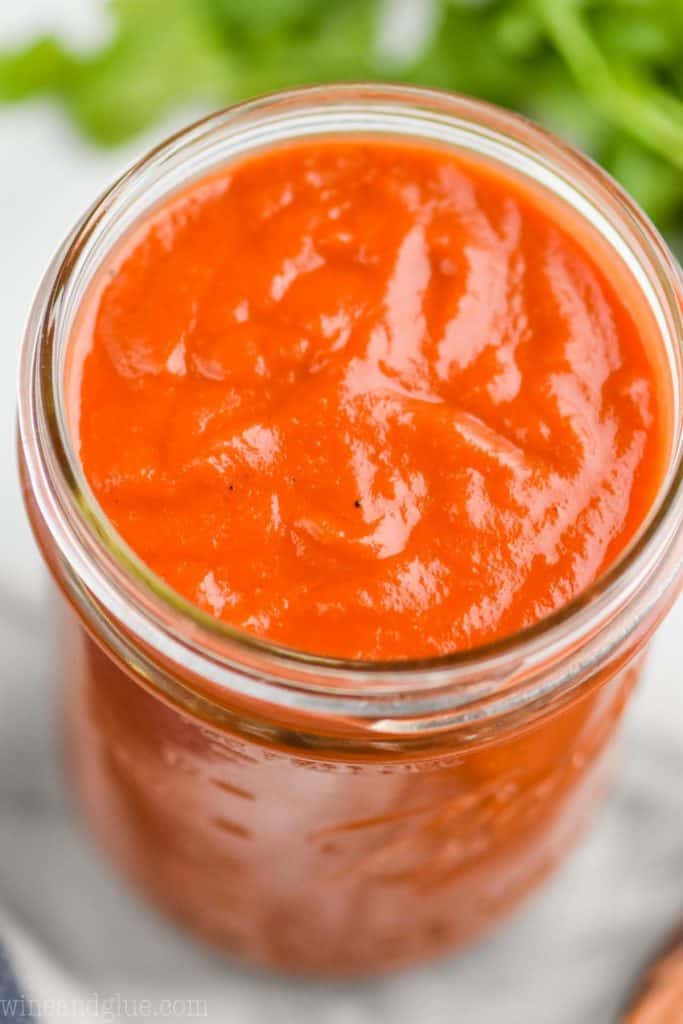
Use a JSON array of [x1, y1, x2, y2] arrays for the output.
[[1, 0, 681, 251]]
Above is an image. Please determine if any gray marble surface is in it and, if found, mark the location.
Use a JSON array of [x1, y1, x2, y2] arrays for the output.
[[1, 73, 683, 1024]]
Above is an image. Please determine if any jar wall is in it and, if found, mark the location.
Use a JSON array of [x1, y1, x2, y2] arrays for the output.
[[17, 87, 682, 977], [60, 594, 643, 975]]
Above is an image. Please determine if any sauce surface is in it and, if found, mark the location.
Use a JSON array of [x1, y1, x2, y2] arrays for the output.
[[74, 140, 665, 659]]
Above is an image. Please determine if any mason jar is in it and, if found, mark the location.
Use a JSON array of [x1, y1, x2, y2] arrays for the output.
[[17, 85, 683, 975]]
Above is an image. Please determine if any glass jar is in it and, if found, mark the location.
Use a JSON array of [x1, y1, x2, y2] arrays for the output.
[[18, 85, 683, 976]]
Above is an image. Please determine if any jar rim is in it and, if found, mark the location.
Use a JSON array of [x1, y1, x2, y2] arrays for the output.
[[18, 83, 683, 728]]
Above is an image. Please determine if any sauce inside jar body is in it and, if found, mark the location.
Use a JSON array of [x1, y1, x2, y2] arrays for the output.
[[73, 140, 666, 659], [62, 615, 642, 973]]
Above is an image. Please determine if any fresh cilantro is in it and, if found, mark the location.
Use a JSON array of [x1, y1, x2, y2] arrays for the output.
[[0, 0, 680, 242]]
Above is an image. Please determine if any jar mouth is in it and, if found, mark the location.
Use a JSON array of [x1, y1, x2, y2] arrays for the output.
[[18, 84, 683, 718]]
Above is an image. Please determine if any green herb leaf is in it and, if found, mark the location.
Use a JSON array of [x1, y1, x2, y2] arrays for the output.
[[0, 0, 680, 244]]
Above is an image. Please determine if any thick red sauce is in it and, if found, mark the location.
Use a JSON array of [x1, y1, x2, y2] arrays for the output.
[[74, 140, 665, 659]]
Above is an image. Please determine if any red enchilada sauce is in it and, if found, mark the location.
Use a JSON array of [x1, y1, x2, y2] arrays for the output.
[[61, 139, 669, 972], [74, 141, 665, 658]]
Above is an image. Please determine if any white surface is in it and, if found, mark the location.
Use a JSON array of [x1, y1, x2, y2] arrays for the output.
[[1, 90, 683, 1024]]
